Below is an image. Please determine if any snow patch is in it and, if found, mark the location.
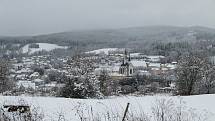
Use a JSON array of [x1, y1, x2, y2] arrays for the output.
[[22, 43, 67, 54], [86, 48, 118, 55]]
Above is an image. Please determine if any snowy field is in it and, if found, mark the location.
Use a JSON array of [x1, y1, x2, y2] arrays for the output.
[[86, 48, 119, 55], [0, 95, 214, 121], [22, 43, 67, 54]]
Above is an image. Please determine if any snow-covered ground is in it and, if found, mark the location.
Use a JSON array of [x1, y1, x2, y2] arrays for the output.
[[0, 95, 214, 121], [86, 48, 119, 55], [22, 43, 67, 54]]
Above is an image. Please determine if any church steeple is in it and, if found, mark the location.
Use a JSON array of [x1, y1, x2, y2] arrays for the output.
[[128, 53, 131, 61], [123, 48, 132, 63], [119, 48, 134, 76], [125, 49, 127, 56], [124, 49, 127, 63]]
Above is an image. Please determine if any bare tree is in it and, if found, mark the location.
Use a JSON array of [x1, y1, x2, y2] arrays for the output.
[[201, 61, 215, 94], [67, 55, 95, 76], [176, 54, 206, 95], [152, 99, 174, 121], [151, 98, 210, 121], [61, 55, 100, 98]]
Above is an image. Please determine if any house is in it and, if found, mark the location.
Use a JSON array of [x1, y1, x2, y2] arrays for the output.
[[136, 70, 151, 76], [130, 60, 147, 71], [146, 56, 165, 62], [33, 78, 44, 86], [29, 72, 40, 80], [17, 81, 36, 90]]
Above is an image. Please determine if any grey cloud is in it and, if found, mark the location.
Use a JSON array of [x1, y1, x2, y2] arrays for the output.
[[0, 0, 214, 36]]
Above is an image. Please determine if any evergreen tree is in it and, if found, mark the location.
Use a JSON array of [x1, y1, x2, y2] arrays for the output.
[[0, 59, 14, 93], [61, 56, 101, 98], [98, 70, 109, 96]]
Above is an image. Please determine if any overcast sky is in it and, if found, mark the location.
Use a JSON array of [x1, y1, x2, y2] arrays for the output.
[[0, 0, 214, 36]]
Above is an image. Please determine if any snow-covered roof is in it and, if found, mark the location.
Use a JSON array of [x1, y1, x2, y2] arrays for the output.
[[166, 64, 176, 70], [130, 53, 141, 57], [147, 55, 165, 62], [17, 81, 36, 89], [109, 72, 125, 77], [147, 55, 165, 59], [95, 66, 112, 72], [137, 70, 151, 76], [16, 68, 32, 74], [171, 61, 177, 64], [45, 82, 57, 87], [149, 63, 161, 67], [33, 79, 44, 83], [16, 74, 26, 79], [151, 68, 160, 70], [30, 72, 40, 78], [13, 63, 23, 67], [130, 60, 147, 67]]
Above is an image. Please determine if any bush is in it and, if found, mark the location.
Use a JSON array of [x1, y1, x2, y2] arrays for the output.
[[33, 67, 44, 76], [59, 75, 101, 99], [121, 85, 136, 94]]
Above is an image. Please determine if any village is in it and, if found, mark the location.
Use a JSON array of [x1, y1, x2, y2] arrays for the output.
[[1, 1, 215, 120], [6, 47, 177, 96]]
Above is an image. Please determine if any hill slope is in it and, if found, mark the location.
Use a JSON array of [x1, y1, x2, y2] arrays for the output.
[[1, 26, 215, 52]]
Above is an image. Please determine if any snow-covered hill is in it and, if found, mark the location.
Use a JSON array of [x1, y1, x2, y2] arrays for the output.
[[0, 95, 214, 121], [22, 43, 67, 54]]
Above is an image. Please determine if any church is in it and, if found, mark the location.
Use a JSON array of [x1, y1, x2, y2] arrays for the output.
[[119, 49, 134, 77]]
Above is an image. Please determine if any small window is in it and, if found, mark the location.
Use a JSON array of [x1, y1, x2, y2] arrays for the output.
[[130, 69, 132, 74]]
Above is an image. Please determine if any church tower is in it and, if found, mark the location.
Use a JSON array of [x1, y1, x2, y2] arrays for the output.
[[119, 49, 134, 76]]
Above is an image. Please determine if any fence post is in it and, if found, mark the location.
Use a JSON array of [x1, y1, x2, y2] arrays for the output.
[[122, 103, 130, 121]]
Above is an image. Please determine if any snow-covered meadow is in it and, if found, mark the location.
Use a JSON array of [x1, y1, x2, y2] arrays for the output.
[[0, 94, 214, 121], [85, 48, 119, 55], [22, 43, 67, 54]]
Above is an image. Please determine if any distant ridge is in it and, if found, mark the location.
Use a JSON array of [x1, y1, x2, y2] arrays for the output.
[[1, 26, 215, 50], [1, 26, 215, 38]]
